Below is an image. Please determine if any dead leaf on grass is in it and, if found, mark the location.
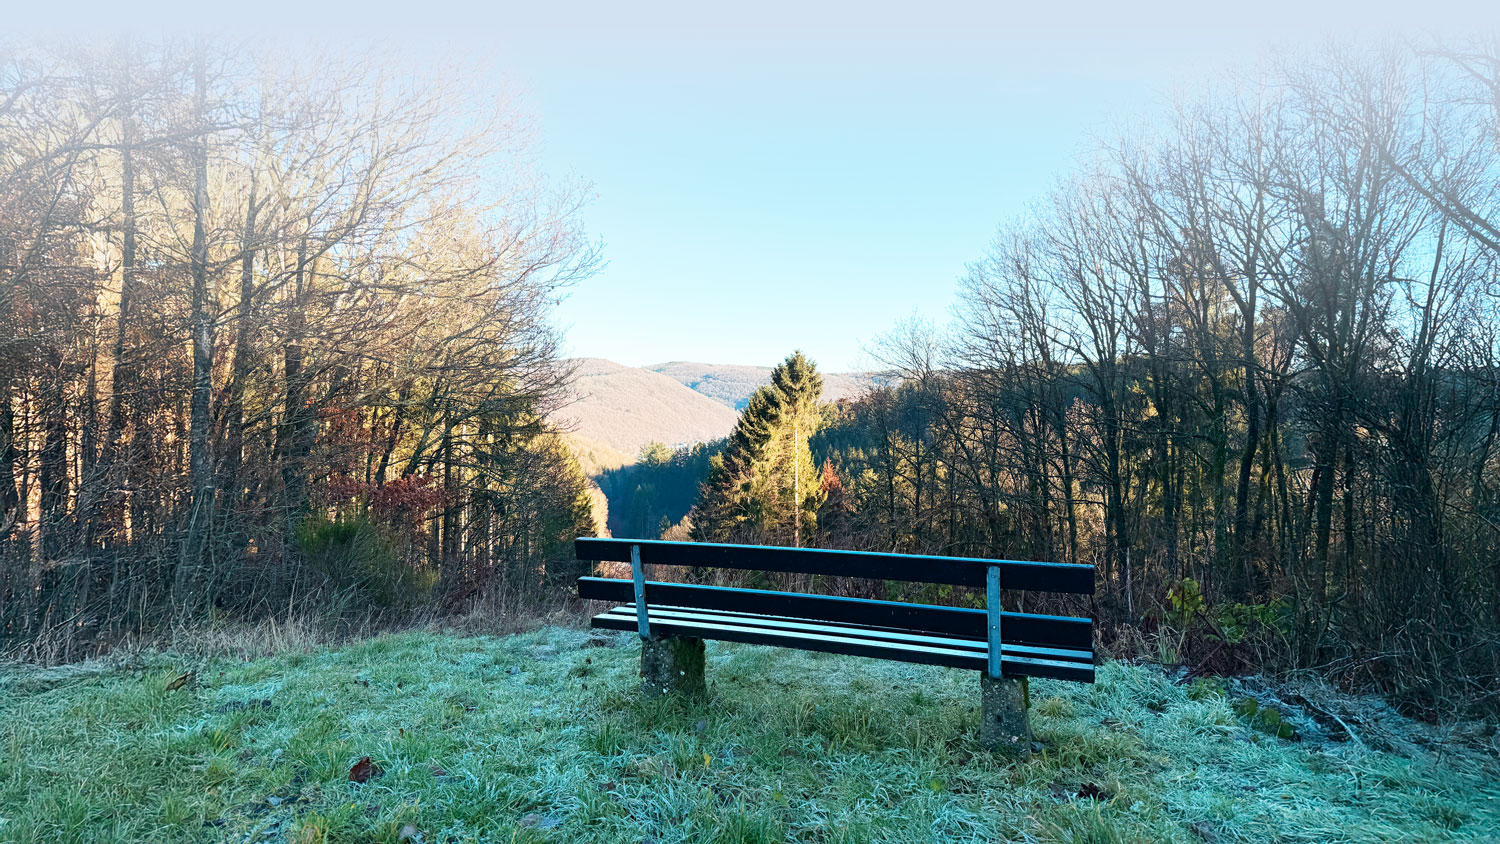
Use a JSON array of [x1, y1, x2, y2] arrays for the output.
[[1076, 782, 1112, 800], [348, 756, 383, 783]]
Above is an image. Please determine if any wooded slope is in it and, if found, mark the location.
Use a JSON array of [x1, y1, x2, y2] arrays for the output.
[[551, 359, 741, 460]]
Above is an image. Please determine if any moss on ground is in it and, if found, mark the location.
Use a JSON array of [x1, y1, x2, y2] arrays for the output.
[[1, 628, 1497, 843]]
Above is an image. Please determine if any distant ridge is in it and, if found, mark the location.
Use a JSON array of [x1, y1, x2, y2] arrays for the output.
[[648, 361, 879, 410]]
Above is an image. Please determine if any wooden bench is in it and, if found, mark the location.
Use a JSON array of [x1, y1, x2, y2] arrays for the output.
[[575, 537, 1095, 753]]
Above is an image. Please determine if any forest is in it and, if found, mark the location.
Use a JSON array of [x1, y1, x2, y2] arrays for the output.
[[0, 43, 601, 661], [595, 441, 715, 539], [6, 39, 1500, 717], [679, 46, 1500, 713]]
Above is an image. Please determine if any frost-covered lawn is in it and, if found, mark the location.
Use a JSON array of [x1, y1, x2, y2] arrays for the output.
[[2, 627, 1497, 843]]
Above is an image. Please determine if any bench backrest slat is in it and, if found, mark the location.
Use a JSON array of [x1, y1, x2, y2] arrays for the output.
[[575, 537, 1094, 593], [577, 576, 1092, 649]]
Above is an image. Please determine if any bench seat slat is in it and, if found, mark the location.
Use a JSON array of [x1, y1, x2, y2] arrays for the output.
[[590, 609, 1095, 683], [596, 605, 1094, 664], [578, 577, 1092, 649], [576, 538, 1095, 592]]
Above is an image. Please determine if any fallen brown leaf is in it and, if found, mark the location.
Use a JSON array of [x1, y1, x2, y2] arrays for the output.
[[348, 756, 382, 783], [1076, 782, 1111, 800], [165, 671, 195, 692]]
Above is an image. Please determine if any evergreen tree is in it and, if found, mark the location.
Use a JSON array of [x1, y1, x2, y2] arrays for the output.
[[638, 441, 673, 466], [692, 351, 825, 545]]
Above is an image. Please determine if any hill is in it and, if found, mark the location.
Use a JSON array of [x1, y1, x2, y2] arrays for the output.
[[4, 628, 1494, 843], [550, 358, 740, 462], [562, 432, 633, 478], [649, 361, 880, 410]]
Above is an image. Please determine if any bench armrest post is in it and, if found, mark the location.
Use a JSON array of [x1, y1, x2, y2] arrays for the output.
[[986, 564, 1002, 678], [632, 543, 650, 639]]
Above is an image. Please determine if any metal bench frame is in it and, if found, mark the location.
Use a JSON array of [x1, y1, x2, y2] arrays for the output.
[[575, 537, 1095, 685]]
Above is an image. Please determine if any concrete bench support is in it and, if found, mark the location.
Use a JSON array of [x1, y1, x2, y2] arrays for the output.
[[641, 635, 706, 698], [980, 674, 1031, 754]]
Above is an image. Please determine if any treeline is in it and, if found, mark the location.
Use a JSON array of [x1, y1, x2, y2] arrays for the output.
[[0, 42, 600, 659], [690, 46, 1500, 710], [816, 45, 1500, 709]]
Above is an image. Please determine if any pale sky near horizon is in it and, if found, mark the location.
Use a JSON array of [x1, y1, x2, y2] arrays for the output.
[[14, 1, 1496, 371]]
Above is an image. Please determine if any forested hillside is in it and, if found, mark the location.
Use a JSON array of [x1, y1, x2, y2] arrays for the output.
[[595, 440, 720, 538], [561, 360, 874, 539], [549, 358, 740, 459], [0, 44, 600, 660]]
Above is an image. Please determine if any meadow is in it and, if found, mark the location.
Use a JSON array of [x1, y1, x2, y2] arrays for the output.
[[3, 627, 1497, 843]]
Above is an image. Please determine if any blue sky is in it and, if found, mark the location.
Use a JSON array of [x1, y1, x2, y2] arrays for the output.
[[22, 0, 1487, 372], [525, 44, 1139, 372], [479, 2, 1470, 372]]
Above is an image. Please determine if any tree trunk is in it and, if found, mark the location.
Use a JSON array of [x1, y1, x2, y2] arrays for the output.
[[0, 380, 19, 539], [98, 85, 138, 552], [39, 352, 69, 562], [1055, 399, 1080, 566], [0, 380, 19, 640], [441, 418, 460, 582], [1306, 408, 1341, 664], [178, 53, 214, 611], [279, 240, 314, 574], [221, 169, 259, 519]]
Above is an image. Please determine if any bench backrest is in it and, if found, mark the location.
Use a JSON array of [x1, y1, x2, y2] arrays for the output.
[[575, 537, 1096, 683], [575, 537, 1094, 592]]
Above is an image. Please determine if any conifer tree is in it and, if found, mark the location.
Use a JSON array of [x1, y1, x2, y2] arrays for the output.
[[692, 352, 825, 545]]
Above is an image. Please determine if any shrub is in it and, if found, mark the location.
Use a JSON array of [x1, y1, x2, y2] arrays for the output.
[[1165, 577, 1206, 628], [296, 511, 436, 611], [1158, 579, 1291, 675]]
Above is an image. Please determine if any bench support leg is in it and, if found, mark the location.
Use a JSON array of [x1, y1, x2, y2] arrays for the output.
[[979, 674, 1031, 754], [640, 635, 705, 698]]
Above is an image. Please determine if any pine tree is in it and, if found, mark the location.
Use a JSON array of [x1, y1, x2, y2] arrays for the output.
[[692, 351, 825, 545], [764, 351, 825, 545]]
